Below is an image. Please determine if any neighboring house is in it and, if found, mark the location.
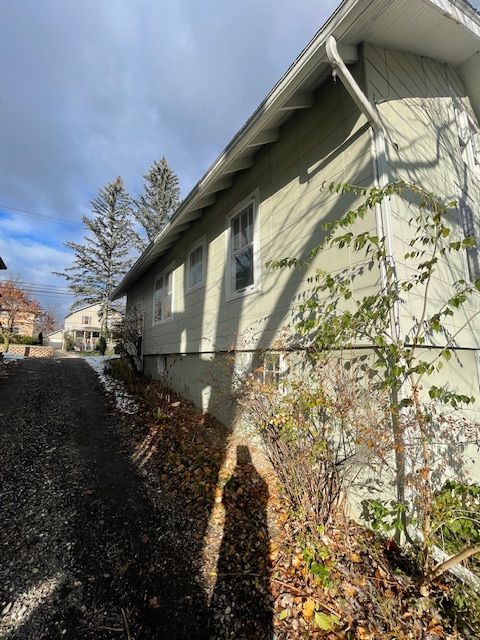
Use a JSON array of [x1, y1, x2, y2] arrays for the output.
[[112, 0, 480, 428], [43, 329, 64, 350], [63, 303, 121, 351], [0, 310, 35, 337]]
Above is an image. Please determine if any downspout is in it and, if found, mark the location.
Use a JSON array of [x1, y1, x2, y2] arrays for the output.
[[325, 35, 397, 336], [326, 36, 407, 530]]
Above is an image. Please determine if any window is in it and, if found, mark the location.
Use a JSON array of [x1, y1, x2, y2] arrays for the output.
[[262, 352, 282, 387], [254, 351, 284, 389], [153, 267, 174, 324], [12, 326, 20, 335], [82, 315, 91, 325], [187, 239, 206, 291], [227, 191, 259, 299]]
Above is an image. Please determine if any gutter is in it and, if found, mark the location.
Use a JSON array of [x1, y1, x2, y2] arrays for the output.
[[325, 35, 399, 341], [110, 0, 373, 301]]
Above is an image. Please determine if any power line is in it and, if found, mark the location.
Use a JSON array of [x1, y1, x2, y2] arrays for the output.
[[23, 289, 72, 299], [0, 203, 86, 228], [0, 279, 72, 293], [0, 282, 73, 298], [23, 289, 72, 296], [12, 281, 71, 293]]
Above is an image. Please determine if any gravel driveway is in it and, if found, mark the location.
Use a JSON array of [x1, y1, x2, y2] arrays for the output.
[[0, 356, 211, 639]]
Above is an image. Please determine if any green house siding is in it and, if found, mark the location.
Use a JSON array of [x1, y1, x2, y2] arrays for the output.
[[363, 45, 480, 445], [127, 43, 480, 431], [128, 60, 378, 363]]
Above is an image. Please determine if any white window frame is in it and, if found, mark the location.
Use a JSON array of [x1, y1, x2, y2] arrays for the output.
[[253, 351, 287, 390], [81, 315, 91, 325], [152, 264, 175, 326], [186, 236, 207, 293], [225, 189, 261, 302]]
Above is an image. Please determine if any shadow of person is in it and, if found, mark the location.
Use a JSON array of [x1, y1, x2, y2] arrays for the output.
[[210, 445, 273, 639]]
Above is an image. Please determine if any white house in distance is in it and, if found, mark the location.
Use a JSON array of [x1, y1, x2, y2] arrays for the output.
[[43, 329, 64, 350], [44, 303, 121, 351], [112, 0, 480, 431]]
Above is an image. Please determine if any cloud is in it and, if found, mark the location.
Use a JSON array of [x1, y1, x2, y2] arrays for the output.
[[0, 234, 74, 318], [0, 0, 340, 315]]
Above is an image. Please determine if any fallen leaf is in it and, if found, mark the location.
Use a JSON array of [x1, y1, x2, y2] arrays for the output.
[[302, 598, 316, 619], [314, 611, 338, 630]]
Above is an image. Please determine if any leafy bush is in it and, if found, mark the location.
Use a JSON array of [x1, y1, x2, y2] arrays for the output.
[[64, 334, 75, 351], [239, 356, 390, 533], [105, 357, 137, 384], [270, 179, 480, 589], [96, 336, 107, 355], [432, 481, 480, 572], [112, 305, 143, 371], [437, 580, 480, 635], [10, 334, 38, 345]]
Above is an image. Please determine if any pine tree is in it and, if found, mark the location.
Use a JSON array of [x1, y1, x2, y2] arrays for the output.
[[54, 177, 135, 334], [135, 157, 180, 247]]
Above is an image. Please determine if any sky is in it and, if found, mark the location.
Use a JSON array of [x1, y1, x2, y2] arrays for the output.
[[0, 0, 340, 321]]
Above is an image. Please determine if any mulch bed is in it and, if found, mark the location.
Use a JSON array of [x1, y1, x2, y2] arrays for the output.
[[111, 366, 472, 639]]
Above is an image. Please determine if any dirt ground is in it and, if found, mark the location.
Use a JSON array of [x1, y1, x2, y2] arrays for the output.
[[0, 356, 273, 639]]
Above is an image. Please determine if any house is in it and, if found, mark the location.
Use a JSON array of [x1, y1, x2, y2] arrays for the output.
[[63, 303, 121, 351], [42, 329, 64, 350], [0, 309, 35, 337], [112, 0, 480, 428]]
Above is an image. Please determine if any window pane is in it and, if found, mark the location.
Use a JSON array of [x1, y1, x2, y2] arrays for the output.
[[234, 246, 253, 290], [154, 275, 164, 322], [165, 271, 173, 294], [154, 296, 162, 322], [232, 216, 241, 251], [189, 246, 203, 288], [241, 206, 253, 245], [190, 262, 202, 288], [164, 291, 172, 317]]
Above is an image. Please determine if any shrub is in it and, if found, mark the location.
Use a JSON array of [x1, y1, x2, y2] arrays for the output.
[[112, 305, 143, 371], [105, 357, 137, 384], [239, 354, 390, 533], [96, 336, 107, 355], [10, 334, 38, 345], [432, 481, 480, 573], [64, 334, 75, 351]]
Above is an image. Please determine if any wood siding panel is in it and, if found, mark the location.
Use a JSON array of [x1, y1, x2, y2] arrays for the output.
[[128, 72, 377, 355], [365, 44, 480, 349]]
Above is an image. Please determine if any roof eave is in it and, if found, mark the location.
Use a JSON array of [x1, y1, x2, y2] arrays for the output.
[[110, 0, 364, 301], [111, 0, 480, 301]]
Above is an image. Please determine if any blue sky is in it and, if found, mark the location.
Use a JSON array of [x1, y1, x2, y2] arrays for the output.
[[0, 0, 340, 320]]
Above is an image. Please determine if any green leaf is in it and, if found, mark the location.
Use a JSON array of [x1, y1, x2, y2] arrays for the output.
[[279, 609, 288, 620], [314, 611, 338, 630]]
